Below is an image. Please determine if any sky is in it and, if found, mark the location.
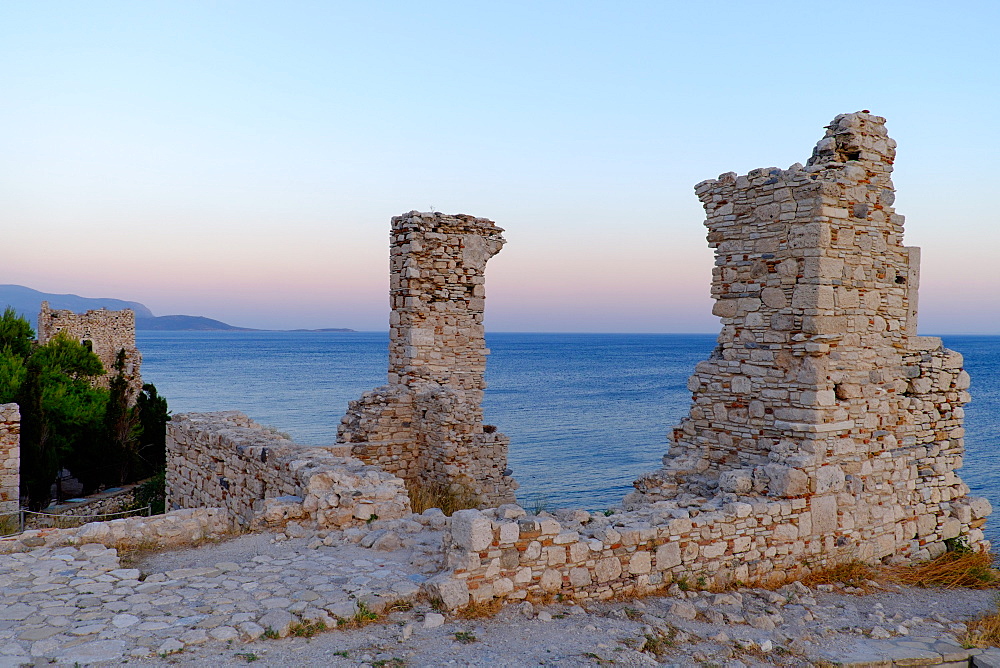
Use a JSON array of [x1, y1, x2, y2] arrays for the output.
[[2, 1, 998, 333]]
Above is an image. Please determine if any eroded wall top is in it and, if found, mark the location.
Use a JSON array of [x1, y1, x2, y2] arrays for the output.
[[388, 211, 505, 394]]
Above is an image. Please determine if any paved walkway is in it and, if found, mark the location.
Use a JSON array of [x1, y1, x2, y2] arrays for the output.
[[1, 521, 1000, 667]]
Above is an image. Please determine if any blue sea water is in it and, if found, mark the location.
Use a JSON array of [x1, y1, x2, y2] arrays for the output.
[[138, 332, 998, 542]]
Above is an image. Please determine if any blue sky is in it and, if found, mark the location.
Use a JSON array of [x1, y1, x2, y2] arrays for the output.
[[2, 1, 998, 332]]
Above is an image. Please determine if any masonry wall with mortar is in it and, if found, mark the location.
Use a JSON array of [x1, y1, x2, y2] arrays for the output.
[[37, 302, 142, 397], [166, 412, 411, 530], [626, 111, 987, 563], [424, 113, 992, 610], [0, 404, 19, 515], [337, 211, 517, 507]]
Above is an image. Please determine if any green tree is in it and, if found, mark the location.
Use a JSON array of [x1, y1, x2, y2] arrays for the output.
[[135, 382, 169, 478], [20, 332, 107, 508], [103, 349, 140, 485], [0, 307, 34, 403], [0, 306, 34, 360]]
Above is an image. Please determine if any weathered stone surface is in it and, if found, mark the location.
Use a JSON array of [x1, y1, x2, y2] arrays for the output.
[[428, 113, 989, 610], [37, 302, 141, 396], [166, 412, 410, 530], [451, 510, 493, 551], [0, 404, 18, 515], [257, 609, 294, 638], [424, 573, 470, 610], [337, 212, 517, 507]]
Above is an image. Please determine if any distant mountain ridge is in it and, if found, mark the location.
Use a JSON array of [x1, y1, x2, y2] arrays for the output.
[[135, 315, 258, 331], [0, 284, 353, 332]]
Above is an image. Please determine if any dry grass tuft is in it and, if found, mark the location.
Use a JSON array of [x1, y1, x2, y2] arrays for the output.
[[455, 598, 504, 620], [408, 481, 481, 516], [962, 606, 1000, 648], [801, 560, 877, 589], [887, 550, 999, 589]]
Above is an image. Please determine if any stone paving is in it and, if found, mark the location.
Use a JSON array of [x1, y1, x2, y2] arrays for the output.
[[0, 519, 442, 667], [1, 514, 1000, 667]]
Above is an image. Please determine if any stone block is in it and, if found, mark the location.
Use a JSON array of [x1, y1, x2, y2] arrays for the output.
[[451, 509, 494, 551], [539, 568, 562, 592], [655, 542, 682, 570], [423, 574, 470, 610], [719, 470, 752, 494], [628, 551, 652, 575], [764, 464, 809, 497], [811, 495, 838, 534], [971, 497, 993, 520], [813, 466, 845, 494], [594, 557, 622, 583], [569, 567, 592, 587]]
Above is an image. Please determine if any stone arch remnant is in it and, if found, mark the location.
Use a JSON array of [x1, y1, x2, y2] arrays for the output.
[[338, 211, 517, 508], [628, 111, 990, 563]]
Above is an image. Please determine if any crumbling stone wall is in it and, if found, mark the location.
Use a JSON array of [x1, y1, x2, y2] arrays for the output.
[[628, 111, 988, 560], [338, 211, 517, 507], [37, 302, 142, 396], [0, 404, 19, 515], [421, 113, 991, 610], [167, 412, 411, 529]]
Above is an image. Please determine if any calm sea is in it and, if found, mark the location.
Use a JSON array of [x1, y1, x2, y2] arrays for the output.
[[138, 332, 999, 543]]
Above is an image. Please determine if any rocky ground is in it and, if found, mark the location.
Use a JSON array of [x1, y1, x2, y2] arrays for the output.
[[1, 515, 999, 667]]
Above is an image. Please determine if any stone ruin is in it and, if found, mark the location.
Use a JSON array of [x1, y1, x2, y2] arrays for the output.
[[337, 211, 518, 507], [626, 111, 990, 562], [37, 301, 142, 398], [0, 404, 19, 516], [153, 112, 990, 610]]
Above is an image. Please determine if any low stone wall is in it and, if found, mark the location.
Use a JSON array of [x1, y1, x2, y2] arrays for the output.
[[167, 412, 411, 530], [427, 495, 992, 609], [0, 404, 18, 515], [27, 480, 147, 529], [0, 507, 233, 554]]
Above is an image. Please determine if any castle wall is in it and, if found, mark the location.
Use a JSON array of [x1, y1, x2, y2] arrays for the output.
[[166, 412, 411, 530], [37, 302, 142, 396], [421, 112, 992, 610], [627, 111, 987, 560], [338, 211, 517, 507], [0, 404, 19, 515]]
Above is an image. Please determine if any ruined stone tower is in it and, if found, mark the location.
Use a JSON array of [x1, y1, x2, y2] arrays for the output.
[[338, 211, 517, 507], [37, 302, 142, 398], [630, 112, 989, 562]]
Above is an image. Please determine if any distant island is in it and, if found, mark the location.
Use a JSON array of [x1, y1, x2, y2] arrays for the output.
[[0, 284, 354, 332]]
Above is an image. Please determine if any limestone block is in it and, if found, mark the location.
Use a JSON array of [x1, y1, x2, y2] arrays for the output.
[[451, 509, 494, 551], [655, 542, 682, 570], [628, 551, 652, 575], [498, 521, 519, 544], [813, 466, 846, 494], [811, 495, 838, 534], [494, 577, 514, 596], [764, 464, 809, 497], [941, 518, 962, 540], [423, 574, 470, 610], [719, 470, 753, 494], [538, 518, 561, 535], [594, 557, 623, 583], [713, 300, 739, 318], [569, 567, 592, 587], [955, 370, 971, 390], [760, 287, 787, 309], [971, 497, 993, 520], [539, 568, 562, 592], [524, 540, 542, 560]]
